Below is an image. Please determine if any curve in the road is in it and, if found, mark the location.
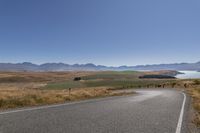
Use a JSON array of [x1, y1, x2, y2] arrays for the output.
[[0, 89, 189, 133]]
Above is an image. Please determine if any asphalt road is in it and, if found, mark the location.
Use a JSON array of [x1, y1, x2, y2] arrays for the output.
[[0, 89, 189, 133]]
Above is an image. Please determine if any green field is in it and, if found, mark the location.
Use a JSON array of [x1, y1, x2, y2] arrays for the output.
[[44, 71, 176, 90], [44, 80, 85, 90]]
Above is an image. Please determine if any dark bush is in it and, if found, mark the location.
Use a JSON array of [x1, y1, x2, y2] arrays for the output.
[[139, 75, 176, 79], [74, 77, 81, 81]]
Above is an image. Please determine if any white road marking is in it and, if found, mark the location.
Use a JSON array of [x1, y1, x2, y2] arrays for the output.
[[175, 92, 186, 133]]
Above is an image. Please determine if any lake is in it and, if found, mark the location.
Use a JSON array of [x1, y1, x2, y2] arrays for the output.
[[175, 71, 200, 79]]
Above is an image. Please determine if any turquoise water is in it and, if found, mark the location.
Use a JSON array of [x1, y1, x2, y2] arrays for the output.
[[176, 71, 200, 79]]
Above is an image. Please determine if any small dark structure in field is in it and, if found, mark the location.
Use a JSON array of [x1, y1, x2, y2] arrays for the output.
[[139, 75, 176, 79], [162, 84, 166, 88], [157, 84, 162, 88], [171, 82, 176, 88], [184, 83, 187, 88], [73, 77, 81, 81]]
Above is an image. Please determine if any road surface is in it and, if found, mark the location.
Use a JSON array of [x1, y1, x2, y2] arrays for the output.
[[0, 89, 189, 133]]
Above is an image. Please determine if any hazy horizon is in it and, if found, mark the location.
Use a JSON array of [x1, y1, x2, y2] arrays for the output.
[[0, 60, 200, 67], [1, 0, 200, 66]]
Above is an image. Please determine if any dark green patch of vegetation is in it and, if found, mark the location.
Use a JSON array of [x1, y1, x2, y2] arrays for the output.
[[74, 77, 81, 81], [139, 75, 176, 79]]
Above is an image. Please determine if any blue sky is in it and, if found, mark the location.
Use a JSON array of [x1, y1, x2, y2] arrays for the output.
[[0, 0, 200, 66]]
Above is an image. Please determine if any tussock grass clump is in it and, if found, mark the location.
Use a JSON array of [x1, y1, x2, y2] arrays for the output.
[[193, 80, 200, 85]]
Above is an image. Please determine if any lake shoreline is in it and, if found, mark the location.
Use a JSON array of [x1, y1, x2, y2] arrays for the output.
[[176, 71, 200, 79]]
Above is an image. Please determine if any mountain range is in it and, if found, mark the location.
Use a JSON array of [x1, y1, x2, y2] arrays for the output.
[[0, 61, 200, 71]]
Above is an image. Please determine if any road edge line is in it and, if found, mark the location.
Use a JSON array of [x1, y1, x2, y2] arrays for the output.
[[175, 92, 186, 133]]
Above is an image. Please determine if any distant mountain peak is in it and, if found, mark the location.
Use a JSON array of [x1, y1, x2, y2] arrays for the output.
[[84, 63, 96, 67], [21, 62, 36, 65], [0, 61, 200, 71]]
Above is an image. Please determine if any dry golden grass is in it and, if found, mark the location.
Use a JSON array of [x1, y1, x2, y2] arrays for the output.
[[0, 71, 93, 83], [0, 71, 138, 110], [0, 87, 134, 109], [0, 82, 47, 90], [186, 87, 200, 126]]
